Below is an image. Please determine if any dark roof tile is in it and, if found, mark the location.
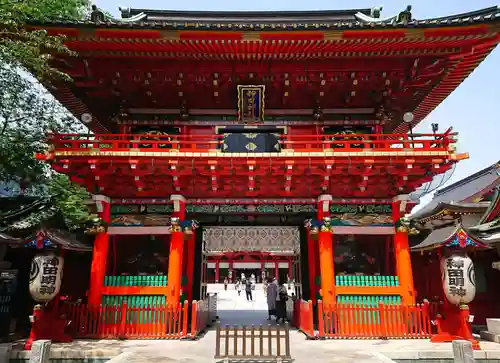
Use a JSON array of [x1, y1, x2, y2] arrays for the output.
[[30, 6, 500, 31]]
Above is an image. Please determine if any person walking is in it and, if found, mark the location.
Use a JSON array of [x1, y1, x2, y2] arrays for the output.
[[263, 280, 268, 296], [266, 278, 278, 320], [276, 282, 288, 323], [236, 280, 242, 296], [245, 278, 253, 301], [223, 277, 228, 291]]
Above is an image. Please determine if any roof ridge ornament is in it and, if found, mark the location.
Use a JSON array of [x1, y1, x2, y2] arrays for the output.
[[355, 4, 413, 25], [397, 5, 413, 26], [355, 5, 397, 24], [89, 3, 147, 23]]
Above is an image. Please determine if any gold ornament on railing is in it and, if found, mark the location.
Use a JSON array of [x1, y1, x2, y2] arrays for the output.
[[170, 217, 181, 232], [84, 219, 107, 235], [395, 217, 411, 233], [321, 217, 333, 232]]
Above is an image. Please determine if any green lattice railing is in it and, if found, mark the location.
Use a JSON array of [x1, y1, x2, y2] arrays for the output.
[[337, 295, 402, 306], [335, 275, 399, 287], [104, 275, 189, 287], [101, 295, 168, 324], [333, 295, 402, 325], [102, 294, 167, 307], [104, 275, 168, 287]]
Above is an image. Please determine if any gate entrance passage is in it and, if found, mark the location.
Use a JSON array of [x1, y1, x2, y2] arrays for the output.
[[199, 226, 302, 326]]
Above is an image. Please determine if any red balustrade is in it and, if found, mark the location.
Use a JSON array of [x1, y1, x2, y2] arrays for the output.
[[317, 300, 433, 339], [63, 301, 192, 339], [46, 132, 456, 154]]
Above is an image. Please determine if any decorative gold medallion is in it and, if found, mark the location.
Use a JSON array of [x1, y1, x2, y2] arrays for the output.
[[245, 142, 258, 151]]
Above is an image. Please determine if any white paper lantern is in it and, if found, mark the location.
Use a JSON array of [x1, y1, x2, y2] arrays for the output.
[[29, 253, 64, 302], [441, 253, 475, 305]]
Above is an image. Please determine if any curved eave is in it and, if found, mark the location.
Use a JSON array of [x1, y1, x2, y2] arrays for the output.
[[47, 86, 109, 133], [28, 7, 500, 130], [480, 185, 500, 223], [411, 223, 490, 252], [395, 41, 498, 130], [411, 202, 489, 223]]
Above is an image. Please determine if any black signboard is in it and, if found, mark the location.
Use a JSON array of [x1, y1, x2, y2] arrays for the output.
[[0, 270, 18, 341]]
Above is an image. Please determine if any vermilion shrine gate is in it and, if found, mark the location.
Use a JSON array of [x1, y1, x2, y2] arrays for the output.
[[33, 4, 500, 341]]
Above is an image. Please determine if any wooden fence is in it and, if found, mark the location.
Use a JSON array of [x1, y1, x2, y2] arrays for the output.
[[215, 322, 291, 362], [63, 297, 217, 340], [191, 293, 218, 337], [318, 300, 433, 339]]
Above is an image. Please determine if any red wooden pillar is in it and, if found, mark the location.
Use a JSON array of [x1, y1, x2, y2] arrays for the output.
[[288, 257, 292, 280], [275, 261, 279, 281], [306, 228, 317, 303], [169, 195, 189, 303], [319, 231, 335, 307], [215, 260, 220, 282], [185, 233, 195, 301], [89, 195, 111, 307], [167, 229, 184, 304], [392, 196, 416, 305], [317, 194, 334, 306]]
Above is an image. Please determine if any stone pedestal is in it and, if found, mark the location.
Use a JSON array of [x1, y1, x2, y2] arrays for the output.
[[480, 318, 500, 343], [29, 340, 51, 363], [452, 340, 475, 363], [0, 343, 12, 363]]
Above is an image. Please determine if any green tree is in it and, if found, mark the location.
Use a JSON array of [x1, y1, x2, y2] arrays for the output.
[[0, 0, 95, 229], [0, 0, 90, 79]]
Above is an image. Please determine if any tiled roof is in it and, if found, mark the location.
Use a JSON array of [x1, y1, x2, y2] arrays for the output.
[[478, 186, 500, 224], [0, 196, 93, 250], [30, 6, 500, 30], [411, 201, 489, 221], [411, 224, 457, 250], [0, 196, 57, 233], [411, 222, 492, 251], [411, 162, 500, 220]]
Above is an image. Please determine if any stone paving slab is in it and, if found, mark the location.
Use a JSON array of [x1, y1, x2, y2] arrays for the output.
[[10, 284, 500, 362], [11, 332, 500, 361]]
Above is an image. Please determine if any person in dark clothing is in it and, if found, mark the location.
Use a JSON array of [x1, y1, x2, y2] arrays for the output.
[[224, 277, 228, 291], [245, 279, 253, 301], [276, 284, 288, 323]]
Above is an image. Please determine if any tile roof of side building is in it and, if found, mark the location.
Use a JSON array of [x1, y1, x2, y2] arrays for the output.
[[411, 161, 500, 220]]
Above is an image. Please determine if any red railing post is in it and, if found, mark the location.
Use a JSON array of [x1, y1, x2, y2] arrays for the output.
[[317, 300, 325, 338], [191, 301, 198, 338], [307, 300, 314, 338], [422, 300, 431, 336], [182, 301, 189, 337], [119, 301, 127, 339]]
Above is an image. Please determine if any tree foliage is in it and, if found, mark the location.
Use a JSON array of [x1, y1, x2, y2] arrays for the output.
[[49, 173, 96, 231], [0, 0, 94, 230], [0, 0, 90, 79]]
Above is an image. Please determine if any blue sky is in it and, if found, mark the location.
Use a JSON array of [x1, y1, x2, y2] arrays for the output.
[[96, 0, 500, 205]]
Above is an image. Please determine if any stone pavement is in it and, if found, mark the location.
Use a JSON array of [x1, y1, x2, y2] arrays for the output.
[[10, 284, 500, 362], [208, 283, 273, 326]]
